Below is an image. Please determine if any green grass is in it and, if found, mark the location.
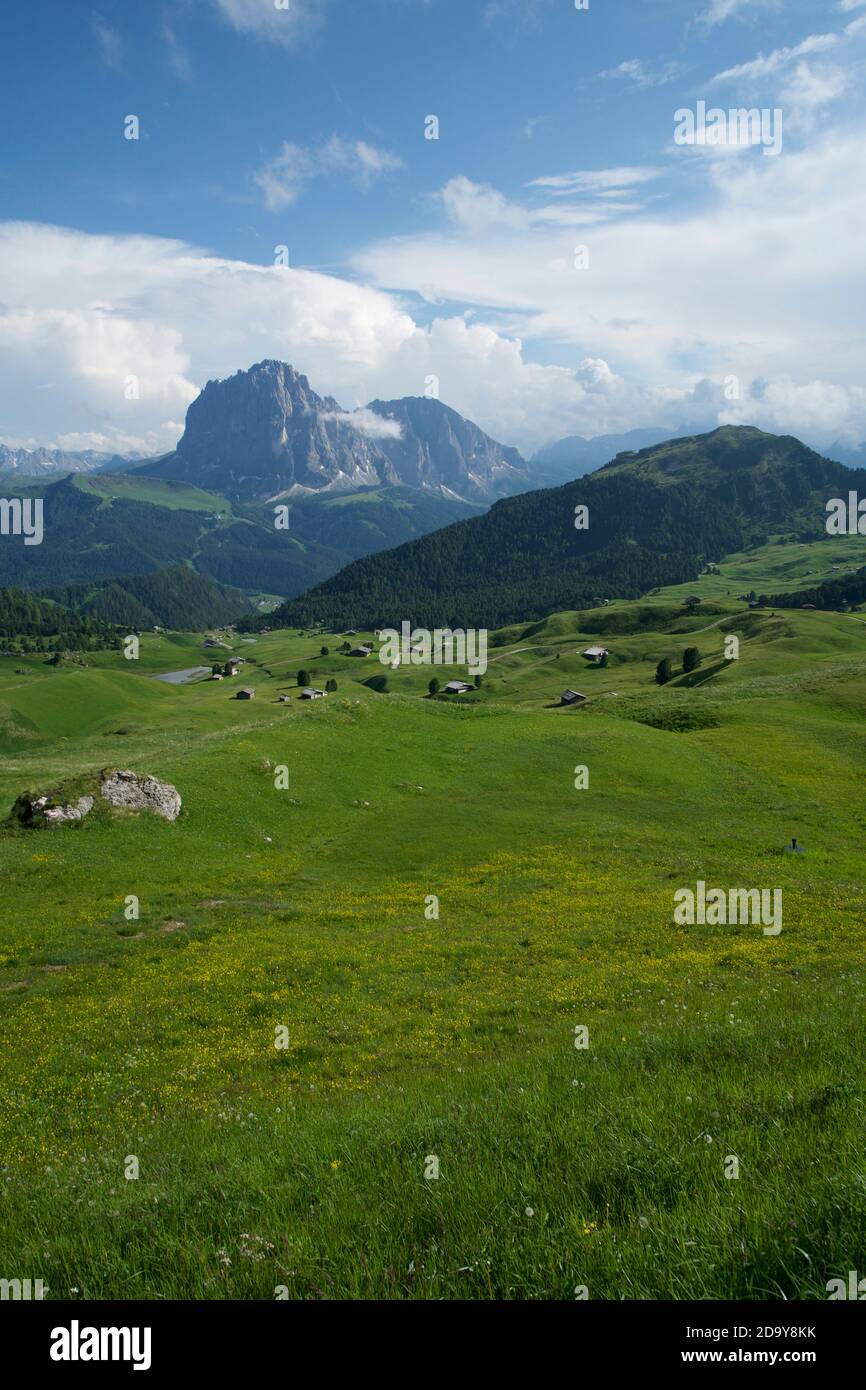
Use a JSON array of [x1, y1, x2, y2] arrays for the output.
[[73, 474, 231, 514], [0, 538, 865, 1299]]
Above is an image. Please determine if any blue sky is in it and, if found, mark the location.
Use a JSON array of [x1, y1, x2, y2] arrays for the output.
[[1, 0, 865, 457]]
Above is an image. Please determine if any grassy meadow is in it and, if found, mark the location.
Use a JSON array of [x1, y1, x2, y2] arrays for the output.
[[1, 536, 865, 1299]]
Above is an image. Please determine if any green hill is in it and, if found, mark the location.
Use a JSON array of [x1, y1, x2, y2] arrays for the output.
[[47, 566, 252, 631], [271, 427, 866, 630], [1, 472, 487, 604]]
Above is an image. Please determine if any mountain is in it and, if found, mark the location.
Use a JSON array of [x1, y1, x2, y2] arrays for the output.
[[0, 443, 132, 477], [365, 396, 529, 501], [270, 425, 866, 631], [136, 360, 530, 504], [531, 427, 671, 482]]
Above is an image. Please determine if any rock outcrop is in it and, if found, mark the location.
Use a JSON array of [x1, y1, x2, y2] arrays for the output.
[[11, 793, 95, 827], [99, 770, 182, 821], [8, 770, 181, 828]]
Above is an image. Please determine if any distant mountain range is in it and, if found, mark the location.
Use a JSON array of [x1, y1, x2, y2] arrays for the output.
[[0, 443, 135, 477], [531, 427, 671, 482], [533, 429, 866, 482], [271, 425, 866, 631], [4, 363, 866, 497], [136, 360, 531, 504]]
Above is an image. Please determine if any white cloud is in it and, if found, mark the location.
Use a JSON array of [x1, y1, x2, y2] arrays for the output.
[[321, 408, 404, 440], [713, 33, 840, 84], [436, 177, 642, 241], [210, 0, 326, 48], [91, 14, 123, 69], [528, 167, 662, 195], [4, 110, 866, 463], [599, 58, 682, 87], [699, 0, 757, 27], [352, 124, 866, 449], [163, 20, 193, 80], [254, 135, 403, 210], [779, 61, 851, 111]]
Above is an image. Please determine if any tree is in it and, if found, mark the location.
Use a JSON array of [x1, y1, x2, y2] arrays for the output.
[[325, 678, 338, 692], [428, 677, 440, 696], [683, 647, 701, 673], [297, 669, 310, 686], [320, 646, 330, 656], [655, 657, 673, 685], [598, 652, 608, 668], [474, 674, 483, 688], [684, 596, 701, 610]]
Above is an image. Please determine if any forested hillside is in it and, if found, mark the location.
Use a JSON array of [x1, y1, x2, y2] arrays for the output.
[[272, 427, 863, 630]]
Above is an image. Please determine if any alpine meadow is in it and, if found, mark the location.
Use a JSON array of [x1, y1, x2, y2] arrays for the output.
[[1, 0, 865, 1351]]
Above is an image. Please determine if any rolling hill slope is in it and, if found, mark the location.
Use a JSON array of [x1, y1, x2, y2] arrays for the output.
[[271, 426, 866, 630]]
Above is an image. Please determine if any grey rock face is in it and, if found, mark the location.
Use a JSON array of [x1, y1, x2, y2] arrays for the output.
[[367, 396, 529, 502], [99, 770, 182, 821], [139, 360, 529, 504]]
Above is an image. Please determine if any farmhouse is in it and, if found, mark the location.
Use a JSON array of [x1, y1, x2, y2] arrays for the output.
[[210, 672, 224, 681], [444, 680, 473, 694], [277, 694, 292, 704], [582, 646, 609, 663], [235, 687, 255, 700], [350, 645, 373, 657], [300, 688, 327, 700], [560, 689, 587, 706]]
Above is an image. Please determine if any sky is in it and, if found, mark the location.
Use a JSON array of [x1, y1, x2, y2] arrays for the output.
[[0, 0, 864, 459]]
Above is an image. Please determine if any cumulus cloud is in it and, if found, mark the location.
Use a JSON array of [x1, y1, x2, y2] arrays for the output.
[[4, 105, 866, 463], [254, 135, 404, 210], [352, 123, 866, 450]]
